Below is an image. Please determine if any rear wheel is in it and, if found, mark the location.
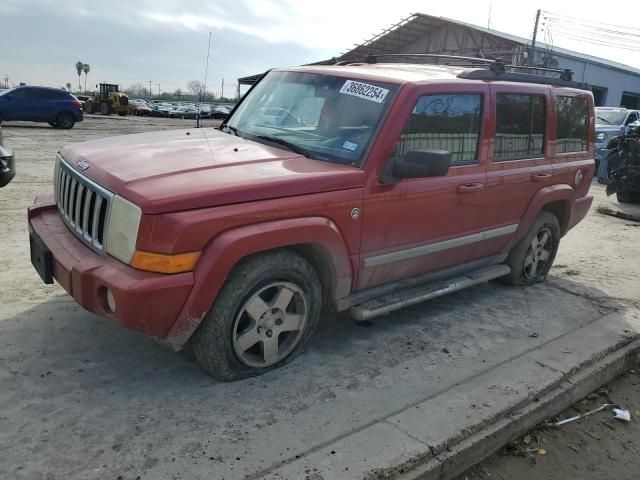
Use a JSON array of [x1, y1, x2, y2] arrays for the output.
[[84, 101, 94, 114], [100, 102, 112, 115], [501, 211, 560, 286], [617, 191, 633, 203], [192, 250, 322, 381], [55, 113, 75, 129]]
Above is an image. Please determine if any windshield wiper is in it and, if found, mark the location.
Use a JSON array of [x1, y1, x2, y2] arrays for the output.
[[596, 116, 612, 125], [255, 135, 315, 159], [222, 124, 239, 136]]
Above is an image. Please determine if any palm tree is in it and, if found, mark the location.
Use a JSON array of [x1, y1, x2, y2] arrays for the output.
[[82, 64, 91, 93], [75, 61, 84, 91]]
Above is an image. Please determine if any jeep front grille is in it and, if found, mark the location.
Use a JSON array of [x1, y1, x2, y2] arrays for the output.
[[56, 159, 113, 253]]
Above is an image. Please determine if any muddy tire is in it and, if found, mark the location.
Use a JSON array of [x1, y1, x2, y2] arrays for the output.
[[501, 211, 560, 286], [84, 101, 94, 114], [192, 250, 322, 381]]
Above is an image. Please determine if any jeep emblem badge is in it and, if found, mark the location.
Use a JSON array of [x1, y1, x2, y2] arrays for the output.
[[77, 160, 90, 171], [351, 207, 361, 220]]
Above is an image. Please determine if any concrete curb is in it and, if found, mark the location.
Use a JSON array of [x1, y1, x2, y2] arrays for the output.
[[401, 338, 640, 480], [261, 310, 640, 480]]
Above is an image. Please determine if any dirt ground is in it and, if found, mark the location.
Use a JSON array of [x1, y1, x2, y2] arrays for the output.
[[1, 115, 639, 480], [459, 369, 640, 480]]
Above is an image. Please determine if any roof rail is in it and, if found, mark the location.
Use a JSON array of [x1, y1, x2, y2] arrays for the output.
[[365, 53, 493, 65], [361, 54, 589, 90]]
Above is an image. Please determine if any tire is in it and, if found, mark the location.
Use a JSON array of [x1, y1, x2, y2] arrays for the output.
[[617, 191, 632, 203], [100, 102, 112, 115], [84, 101, 94, 114], [55, 113, 75, 130], [501, 211, 560, 286], [117, 112, 127, 116], [192, 250, 322, 381]]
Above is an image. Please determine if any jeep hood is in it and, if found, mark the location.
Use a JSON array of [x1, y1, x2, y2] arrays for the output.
[[59, 128, 364, 214]]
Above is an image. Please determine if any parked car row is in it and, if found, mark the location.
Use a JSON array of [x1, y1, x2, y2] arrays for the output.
[[129, 99, 233, 119]]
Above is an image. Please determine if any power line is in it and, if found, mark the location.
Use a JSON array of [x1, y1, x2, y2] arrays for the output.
[[544, 10, 640, 34]]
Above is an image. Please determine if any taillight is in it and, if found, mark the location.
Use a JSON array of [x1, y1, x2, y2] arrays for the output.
[[72, 99, 82, 107]]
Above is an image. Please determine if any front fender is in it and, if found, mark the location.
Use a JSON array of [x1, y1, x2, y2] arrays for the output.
[[162, 216, 352, 349]]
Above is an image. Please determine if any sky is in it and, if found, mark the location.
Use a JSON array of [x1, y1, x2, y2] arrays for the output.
[[1, 0, 639, 97]]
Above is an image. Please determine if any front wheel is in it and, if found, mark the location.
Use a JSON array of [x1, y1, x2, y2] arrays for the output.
[[501, 211, 560, 286], [192, 250, 322, 381]]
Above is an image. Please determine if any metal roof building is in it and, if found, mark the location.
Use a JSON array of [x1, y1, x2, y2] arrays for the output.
[[239, 13, 640, 108]]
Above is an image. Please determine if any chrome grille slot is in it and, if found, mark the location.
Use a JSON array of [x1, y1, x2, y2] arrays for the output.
[[56, 159, 114, 253]]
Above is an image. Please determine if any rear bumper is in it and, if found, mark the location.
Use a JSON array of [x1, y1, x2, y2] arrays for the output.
[[28, 195, 193, 339], [567, 194, 593, 232]]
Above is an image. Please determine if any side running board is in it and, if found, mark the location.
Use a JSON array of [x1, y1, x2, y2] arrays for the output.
[[350, 264, 510, 321]]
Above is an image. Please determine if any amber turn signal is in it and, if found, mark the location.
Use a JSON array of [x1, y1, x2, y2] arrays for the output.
[[131, 250, 201, 274]]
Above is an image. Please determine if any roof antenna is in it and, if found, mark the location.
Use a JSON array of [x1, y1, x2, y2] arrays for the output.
[[487, 0, 492, 29]]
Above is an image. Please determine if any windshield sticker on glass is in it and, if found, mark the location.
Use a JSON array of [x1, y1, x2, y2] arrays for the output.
[[342, 140, 359, 151], [339, 80, 389, 104]]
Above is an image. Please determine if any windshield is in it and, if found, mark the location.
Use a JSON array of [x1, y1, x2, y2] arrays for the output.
[[0, 88, 17, 97], [225, 71, 398, 166], [595, 109, 627, 126]]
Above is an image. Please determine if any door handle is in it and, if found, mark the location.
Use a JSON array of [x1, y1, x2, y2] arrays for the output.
[[531, 172, 552, 182], [457, 182, 484, 193]]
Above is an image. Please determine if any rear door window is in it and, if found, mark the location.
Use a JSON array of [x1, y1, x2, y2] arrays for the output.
[[494, 94, 545, 160], [395, 94, 482, 166], [556, 96, 588, 153]]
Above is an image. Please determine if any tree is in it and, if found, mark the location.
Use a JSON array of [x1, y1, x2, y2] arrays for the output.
[[82, 64, 90, 93], [174, 88, 183, 98], [124, 83, 149, 98], [75, 61, 84, 91], [186, 80, 205, 102], [66, 82, 72, 92]]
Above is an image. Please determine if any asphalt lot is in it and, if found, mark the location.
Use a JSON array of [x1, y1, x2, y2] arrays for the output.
[[1, 115, 639, 480]]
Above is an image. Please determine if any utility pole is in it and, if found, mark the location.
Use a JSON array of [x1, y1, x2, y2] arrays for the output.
[[148, 80, 153, 99], [529, 9, 541, 66], [221, 78, 224, 100], [3, 76, 8, 89], [157, 83, 161, 96]]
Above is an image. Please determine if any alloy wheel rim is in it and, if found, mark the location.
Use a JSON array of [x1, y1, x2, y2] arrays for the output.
[[232, 281, 308, 368], [523, 227, 553, 280]]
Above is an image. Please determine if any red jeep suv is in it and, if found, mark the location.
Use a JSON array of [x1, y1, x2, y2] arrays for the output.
[[28, 58, 594, 380]]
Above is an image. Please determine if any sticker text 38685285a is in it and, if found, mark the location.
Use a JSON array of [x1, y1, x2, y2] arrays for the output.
[[339, 80, 389, 104]]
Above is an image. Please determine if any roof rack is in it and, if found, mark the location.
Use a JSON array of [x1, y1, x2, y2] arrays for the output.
[[361, 54, 590, 90]]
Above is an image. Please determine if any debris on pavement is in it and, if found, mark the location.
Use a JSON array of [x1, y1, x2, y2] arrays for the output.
[[613, 408, 631, 422], [550, 403, 614, 426]]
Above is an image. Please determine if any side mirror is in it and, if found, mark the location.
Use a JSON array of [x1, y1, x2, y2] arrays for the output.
[[380, 149, 451, 183]]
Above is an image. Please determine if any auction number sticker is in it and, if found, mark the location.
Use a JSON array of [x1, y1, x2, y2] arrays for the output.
[[339, 80, 389, 103]]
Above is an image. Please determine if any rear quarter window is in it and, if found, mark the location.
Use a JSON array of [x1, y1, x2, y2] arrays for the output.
[[556, 96, 588, 153]]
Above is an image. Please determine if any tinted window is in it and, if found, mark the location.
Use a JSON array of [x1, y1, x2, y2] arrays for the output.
[[395, 94, 482, 166], [494, 94, 545, 160], [9, 88, 33, 99], [37, 89, 65, 100], [556, 96, 588, 153]]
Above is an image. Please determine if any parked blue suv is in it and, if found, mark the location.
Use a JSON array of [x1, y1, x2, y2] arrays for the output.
[[0, 86, 84, 129]]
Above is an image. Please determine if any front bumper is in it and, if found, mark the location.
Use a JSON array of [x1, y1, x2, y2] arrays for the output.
[[28, 195, 194, 339], [0, 145, 15, 188]]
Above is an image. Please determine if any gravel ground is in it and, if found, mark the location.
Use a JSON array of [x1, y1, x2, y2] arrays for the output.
[[1, 115, 639, 480], [459, 369, 640, 480]]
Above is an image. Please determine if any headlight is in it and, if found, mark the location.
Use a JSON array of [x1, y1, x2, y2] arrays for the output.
[[53, 154, 62, 203], [596, 132, 607, 143], [106, 195, 142, 264]]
